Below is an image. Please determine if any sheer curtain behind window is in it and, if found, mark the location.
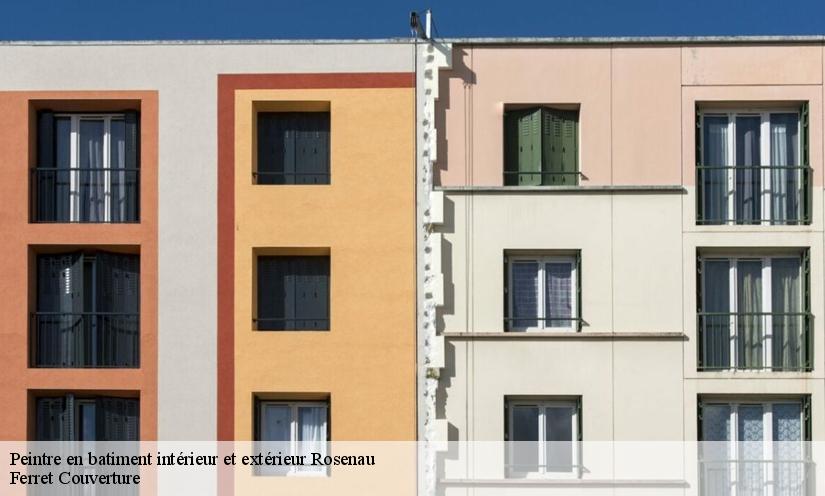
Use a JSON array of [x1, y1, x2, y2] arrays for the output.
[[771, 114, 800, 223], [79, 120, 105, 222], [703, 116, 730, 222], [772, 259, 802, 369], [545, 263, 572, 328], [298, 406, 326, 473], [737, 261, 763, 369], [735, 116, 761, 223]]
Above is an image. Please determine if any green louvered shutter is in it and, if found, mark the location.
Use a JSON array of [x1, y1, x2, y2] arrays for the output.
[[543, 109, 579, 186], [513, 109, 542, 186]]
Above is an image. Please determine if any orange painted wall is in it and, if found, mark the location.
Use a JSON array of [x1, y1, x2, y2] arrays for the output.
[[0, 91, 158, 440], [219, 76, 416, 443]]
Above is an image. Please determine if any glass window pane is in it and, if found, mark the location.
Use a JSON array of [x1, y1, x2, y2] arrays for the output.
[[702, 260, 731, 369], [772, 258, 802, 369], [545, 262, 572, 329], [78, 402, 96, 442], [511, 406, 539, 473], [110, 119, 126, 169], [737, 261, 764, 369], [511, 262, 539, 329], [545, 405, 574, 473], [738, 405, 765, 494], [55, 117, 71, 169], [79, 120, 104, 169], [702, 116, 730, 222], [735, 116, 761, 223], [260, 404, 291, 442], [770, 113, 801, 223]]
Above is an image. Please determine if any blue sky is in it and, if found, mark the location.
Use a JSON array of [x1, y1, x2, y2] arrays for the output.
[[1, 0, 824, 41]]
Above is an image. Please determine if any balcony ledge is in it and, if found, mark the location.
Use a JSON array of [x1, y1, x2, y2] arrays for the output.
[[439, 478, 689, 488], [442, 331, 687, 340], [434, 185, 686, 194]]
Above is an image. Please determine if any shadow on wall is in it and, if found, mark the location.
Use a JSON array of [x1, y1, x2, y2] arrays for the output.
[[434, 47, 477, 186], [435, 196, 456, 334]]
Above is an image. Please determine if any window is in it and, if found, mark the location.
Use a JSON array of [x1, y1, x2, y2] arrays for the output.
[[697, 253, 811, 371], [256, 400, 328, 476], [504, 107, 579, 186], [33, 111, 140, 223], [256, 256, 330, 331], [506, 398, 580, 478], [505, 253, 579, 331], [256, 112, 330, 184], [33, 251, 140, 368], [699, 398, 810, 496], [35, 394, 139, 441], [697, 107, 810, 225]]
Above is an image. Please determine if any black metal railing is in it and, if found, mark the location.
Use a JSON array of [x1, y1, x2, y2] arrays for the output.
[[254, 317, 329, 331], [503, 171, 582, 186], [31, 312, 139, 368], [699, 459, 814, 496], [31, 168, 140, 223], [253, 171, 330, 185], [697, 312, 812, 371], [505, 317, 582, 331], [696, 165, 811, 225]]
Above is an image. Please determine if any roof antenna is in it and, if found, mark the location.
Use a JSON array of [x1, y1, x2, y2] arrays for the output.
[[410, 9, 432, 40]]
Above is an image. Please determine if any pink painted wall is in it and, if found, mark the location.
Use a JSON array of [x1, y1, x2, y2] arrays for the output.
[[436, 44, 823, 187]]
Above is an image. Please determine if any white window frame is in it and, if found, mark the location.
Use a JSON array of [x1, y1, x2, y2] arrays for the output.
[[55, 113, 125, 223], [701, 399, 807, 496], [700, 254, 803, 370], [700, 109, 802, 225], [257, 400, 329, 477], [507, 399, 580, 479], [507, 255, 577, 332]]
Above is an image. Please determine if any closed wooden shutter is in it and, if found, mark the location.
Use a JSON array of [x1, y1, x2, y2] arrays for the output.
[[542, 109, 579, 185], [258, 256, 330, 330], [96, 252, 140, 367], [257, 113, 330, 185], [98, 397, 140, 441]]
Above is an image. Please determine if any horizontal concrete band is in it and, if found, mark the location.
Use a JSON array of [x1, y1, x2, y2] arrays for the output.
[[441, 331, 688, 340]]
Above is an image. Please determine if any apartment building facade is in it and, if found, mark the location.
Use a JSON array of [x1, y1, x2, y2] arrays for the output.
[[1, 35, 825, 496], [420, 39, 825, 495]]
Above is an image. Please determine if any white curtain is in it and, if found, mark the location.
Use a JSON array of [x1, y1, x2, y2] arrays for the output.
[[545, 263, 572, 328], [738, 406, 765, 494], [735, 116, 761, 223], [772, 258, 802, 369], [79, 120, 105, 222], [771, 114, 800, 223], [110, 119, 127, 222], [773, 403, 804, 495], [298, 406, 326, 472]]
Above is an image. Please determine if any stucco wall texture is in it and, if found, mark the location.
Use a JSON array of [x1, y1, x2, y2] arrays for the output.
[[435, 43, 825, 464]]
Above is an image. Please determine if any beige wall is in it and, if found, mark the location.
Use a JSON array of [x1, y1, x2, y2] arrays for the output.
[[435, 43, 825, 468]]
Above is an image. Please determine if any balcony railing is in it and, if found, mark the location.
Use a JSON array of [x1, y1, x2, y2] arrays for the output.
[[503, 171, 582, 186], [700, 459, 813, 496], [252, 171, 330, 185], [31, 168, 140, 223], [696, 165, 811, 225], [31, 312, 139, 368], [697, 312, 812, 371], [254, 317, 329, 331]]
